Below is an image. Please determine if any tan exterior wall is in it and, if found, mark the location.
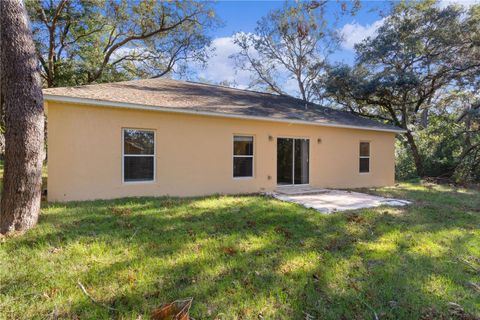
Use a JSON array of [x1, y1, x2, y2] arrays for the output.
[[47, 101, 396, 202]]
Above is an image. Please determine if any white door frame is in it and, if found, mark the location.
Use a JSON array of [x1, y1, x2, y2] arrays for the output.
[[276, 137, 310, 186]]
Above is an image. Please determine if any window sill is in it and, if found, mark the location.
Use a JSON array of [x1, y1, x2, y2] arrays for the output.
[[122, 180, 156, 185]]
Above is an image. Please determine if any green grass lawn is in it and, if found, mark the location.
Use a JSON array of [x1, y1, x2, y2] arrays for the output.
[[1, 183, 479, 319]]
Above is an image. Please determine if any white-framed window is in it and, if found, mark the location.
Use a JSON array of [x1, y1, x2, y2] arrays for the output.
[[233, 135, 254, 178], [359, 141, 370, 173], [122, 128, 155, 183]]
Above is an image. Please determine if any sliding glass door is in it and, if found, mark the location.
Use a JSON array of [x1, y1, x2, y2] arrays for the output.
[[277, 138, 309, 185]]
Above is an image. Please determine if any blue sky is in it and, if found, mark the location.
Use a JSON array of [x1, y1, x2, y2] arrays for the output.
[[189, 0, 391, 91], [211, 0, 390, 63], [188, 0, 476, 94]]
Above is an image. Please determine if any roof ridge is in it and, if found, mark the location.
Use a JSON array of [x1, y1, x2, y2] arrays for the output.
[[58, 77, 322, 110], [180, 79, 322, 111], [181, 79, 298, 100], [46, 76, 315, 107]]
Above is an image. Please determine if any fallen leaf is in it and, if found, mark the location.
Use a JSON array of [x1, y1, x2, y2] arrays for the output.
[[128, 271, 136, 286], [346, 213, 364, 223], [151, 298, 193, 320], [48, 247, 62, 254], [448, 302, 480, 320], [245, 220, 256, 229], [110, 207, 132, 216], [274, 226, 292, 239], [467, 282, 480, 293], [222, 247, 237, 256]]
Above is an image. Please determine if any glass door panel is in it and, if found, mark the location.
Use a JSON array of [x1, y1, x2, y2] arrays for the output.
[[277, 138, 293, 185], [294, 139, 309, 184]]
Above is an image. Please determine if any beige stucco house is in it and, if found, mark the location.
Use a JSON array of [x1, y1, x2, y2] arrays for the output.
[[43, 78, 404, 202]]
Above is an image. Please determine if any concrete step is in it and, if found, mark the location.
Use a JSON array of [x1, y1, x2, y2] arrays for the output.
[[275, 185, 330, 195]]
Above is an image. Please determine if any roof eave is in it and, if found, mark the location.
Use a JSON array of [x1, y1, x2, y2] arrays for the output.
[[43, 94, 407, 134]]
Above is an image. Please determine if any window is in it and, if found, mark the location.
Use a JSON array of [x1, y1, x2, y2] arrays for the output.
[[233, 136, 254, 178], [123, 129, 155, 182], [359, 142, 370, 173]]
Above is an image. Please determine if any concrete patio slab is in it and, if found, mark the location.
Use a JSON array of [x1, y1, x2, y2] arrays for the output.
[[271, 188, 411, 213]]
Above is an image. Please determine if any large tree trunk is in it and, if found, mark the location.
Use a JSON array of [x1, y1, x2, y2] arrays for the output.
[[404, 130, 424, 177], [0, 0, 45, 234]]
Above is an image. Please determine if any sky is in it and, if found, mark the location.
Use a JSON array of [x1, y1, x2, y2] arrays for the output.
[[186, 0, 478, 95], [188, 0, 389, 91]]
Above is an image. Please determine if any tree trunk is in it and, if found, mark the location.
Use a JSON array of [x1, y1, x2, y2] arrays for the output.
[[0, 0, 45, 234], [404, 130, 424, 177]]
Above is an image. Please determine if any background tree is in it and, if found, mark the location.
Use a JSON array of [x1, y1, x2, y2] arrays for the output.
[[450, 3, 480, 182], [26, 0, 219, 87], [232, 1, 357, 103], [325, 1, 479, 179], [0, 0, 45, 233]]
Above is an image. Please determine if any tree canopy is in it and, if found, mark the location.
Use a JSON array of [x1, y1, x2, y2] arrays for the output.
[[325, 1, 480, 181], [232, 1, 359, 103], [27, 0, 219, 87]]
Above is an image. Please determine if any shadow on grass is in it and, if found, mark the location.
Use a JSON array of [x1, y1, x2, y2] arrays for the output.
[[2, 186, 479, 319]]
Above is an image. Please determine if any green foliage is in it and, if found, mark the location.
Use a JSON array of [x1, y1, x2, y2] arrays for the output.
[[326, 0, 480, 181], [1, 184, 479, 318], [26, 0, 219, 87], [417, 116, 463, 176], [396, 113, 466, 180], [395, 141, 417, 180]]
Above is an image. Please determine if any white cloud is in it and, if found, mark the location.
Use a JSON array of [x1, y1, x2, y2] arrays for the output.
[[339, 0, 478, 51], [340, 19, 384, 51], [438, 0, 479, 8], [192, 35, 253, 89], [188, 34, 300, 97]]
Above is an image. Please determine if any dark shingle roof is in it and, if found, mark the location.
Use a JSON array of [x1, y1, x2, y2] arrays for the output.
[[43, 78, 403, 133]]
